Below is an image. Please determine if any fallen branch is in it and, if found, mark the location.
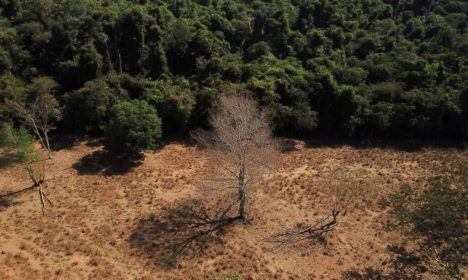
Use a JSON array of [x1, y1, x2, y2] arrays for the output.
[[266, 210, 343, 249]]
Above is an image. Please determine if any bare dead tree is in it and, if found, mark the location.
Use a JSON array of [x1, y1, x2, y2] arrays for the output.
[[192, 90, 278, 221], [5, 77, 61, 159], [22, 153, 53, 214]]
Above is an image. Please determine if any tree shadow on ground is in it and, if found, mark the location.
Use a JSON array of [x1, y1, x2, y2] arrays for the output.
[[72, 150, 144, 176], [0, 154, 19, 170], [50, 134, 82, 151], [278, 138, 301, 153], [0, 197, 22, 209], [50, 134, 103, 151], [128, 199, 239, 267], [303, 137, 467, 152], [0, 197, 12, 208], [343, 245, 427, 280]]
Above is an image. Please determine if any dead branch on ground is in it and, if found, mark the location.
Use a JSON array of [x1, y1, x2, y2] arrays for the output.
[[266, 175, 358, 249]]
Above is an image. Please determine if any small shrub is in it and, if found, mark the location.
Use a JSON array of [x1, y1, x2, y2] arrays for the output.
[[103, 100, 162, 156], [0, 123, 40, 165]]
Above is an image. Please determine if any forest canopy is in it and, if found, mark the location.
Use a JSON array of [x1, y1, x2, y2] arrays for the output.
[[0, 0, 467, 139]]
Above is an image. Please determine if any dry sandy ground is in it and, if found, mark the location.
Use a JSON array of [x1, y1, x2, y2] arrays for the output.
[[0, 139, 465, 279]]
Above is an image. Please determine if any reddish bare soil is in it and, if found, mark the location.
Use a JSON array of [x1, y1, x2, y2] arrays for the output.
[[0, 140, 465, 279]]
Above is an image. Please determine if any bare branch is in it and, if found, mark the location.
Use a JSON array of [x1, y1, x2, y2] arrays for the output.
[[193, 90, 279, 221]]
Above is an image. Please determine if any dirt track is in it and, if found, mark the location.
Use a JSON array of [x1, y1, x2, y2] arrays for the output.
[[0, 140, 465, 279]]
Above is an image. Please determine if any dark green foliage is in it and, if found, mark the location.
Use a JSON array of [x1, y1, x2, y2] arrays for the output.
[[0, 122, 38, 163], [141, 77, 196, 135], [0, 122, 43, 182], [103, 100, 162, 155], [246, 56, 318, 135], [462, 88, 468, 137], [62, 77, 125, 134], [0, 0, 466, 139]]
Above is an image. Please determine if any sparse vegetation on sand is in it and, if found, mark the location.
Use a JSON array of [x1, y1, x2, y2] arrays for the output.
[[0, 0, 467, 279], [1, 138, 465, 279]]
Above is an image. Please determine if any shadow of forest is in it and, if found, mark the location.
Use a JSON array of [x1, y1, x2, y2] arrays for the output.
[[303, 137, 466, 153]]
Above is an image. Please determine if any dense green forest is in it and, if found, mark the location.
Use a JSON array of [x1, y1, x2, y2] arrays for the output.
[[0, 0, 467, 140]]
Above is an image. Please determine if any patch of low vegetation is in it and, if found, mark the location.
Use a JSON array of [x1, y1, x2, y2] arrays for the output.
[[347, 159, 467, 279], [0, 0, 466, 278]]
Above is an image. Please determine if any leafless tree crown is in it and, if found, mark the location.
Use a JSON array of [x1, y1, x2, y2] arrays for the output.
[[193, 90, 277, 220], [210, 90, 272, 151]]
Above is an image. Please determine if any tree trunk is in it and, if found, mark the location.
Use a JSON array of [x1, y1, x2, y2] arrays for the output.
[[238, 162, 247, 220], [139, 26, 145, 75], [31, 121, 50, 158], [42, 128, 52, 159], [117, 48, 123, 74], [105, 40, 114, 73]]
